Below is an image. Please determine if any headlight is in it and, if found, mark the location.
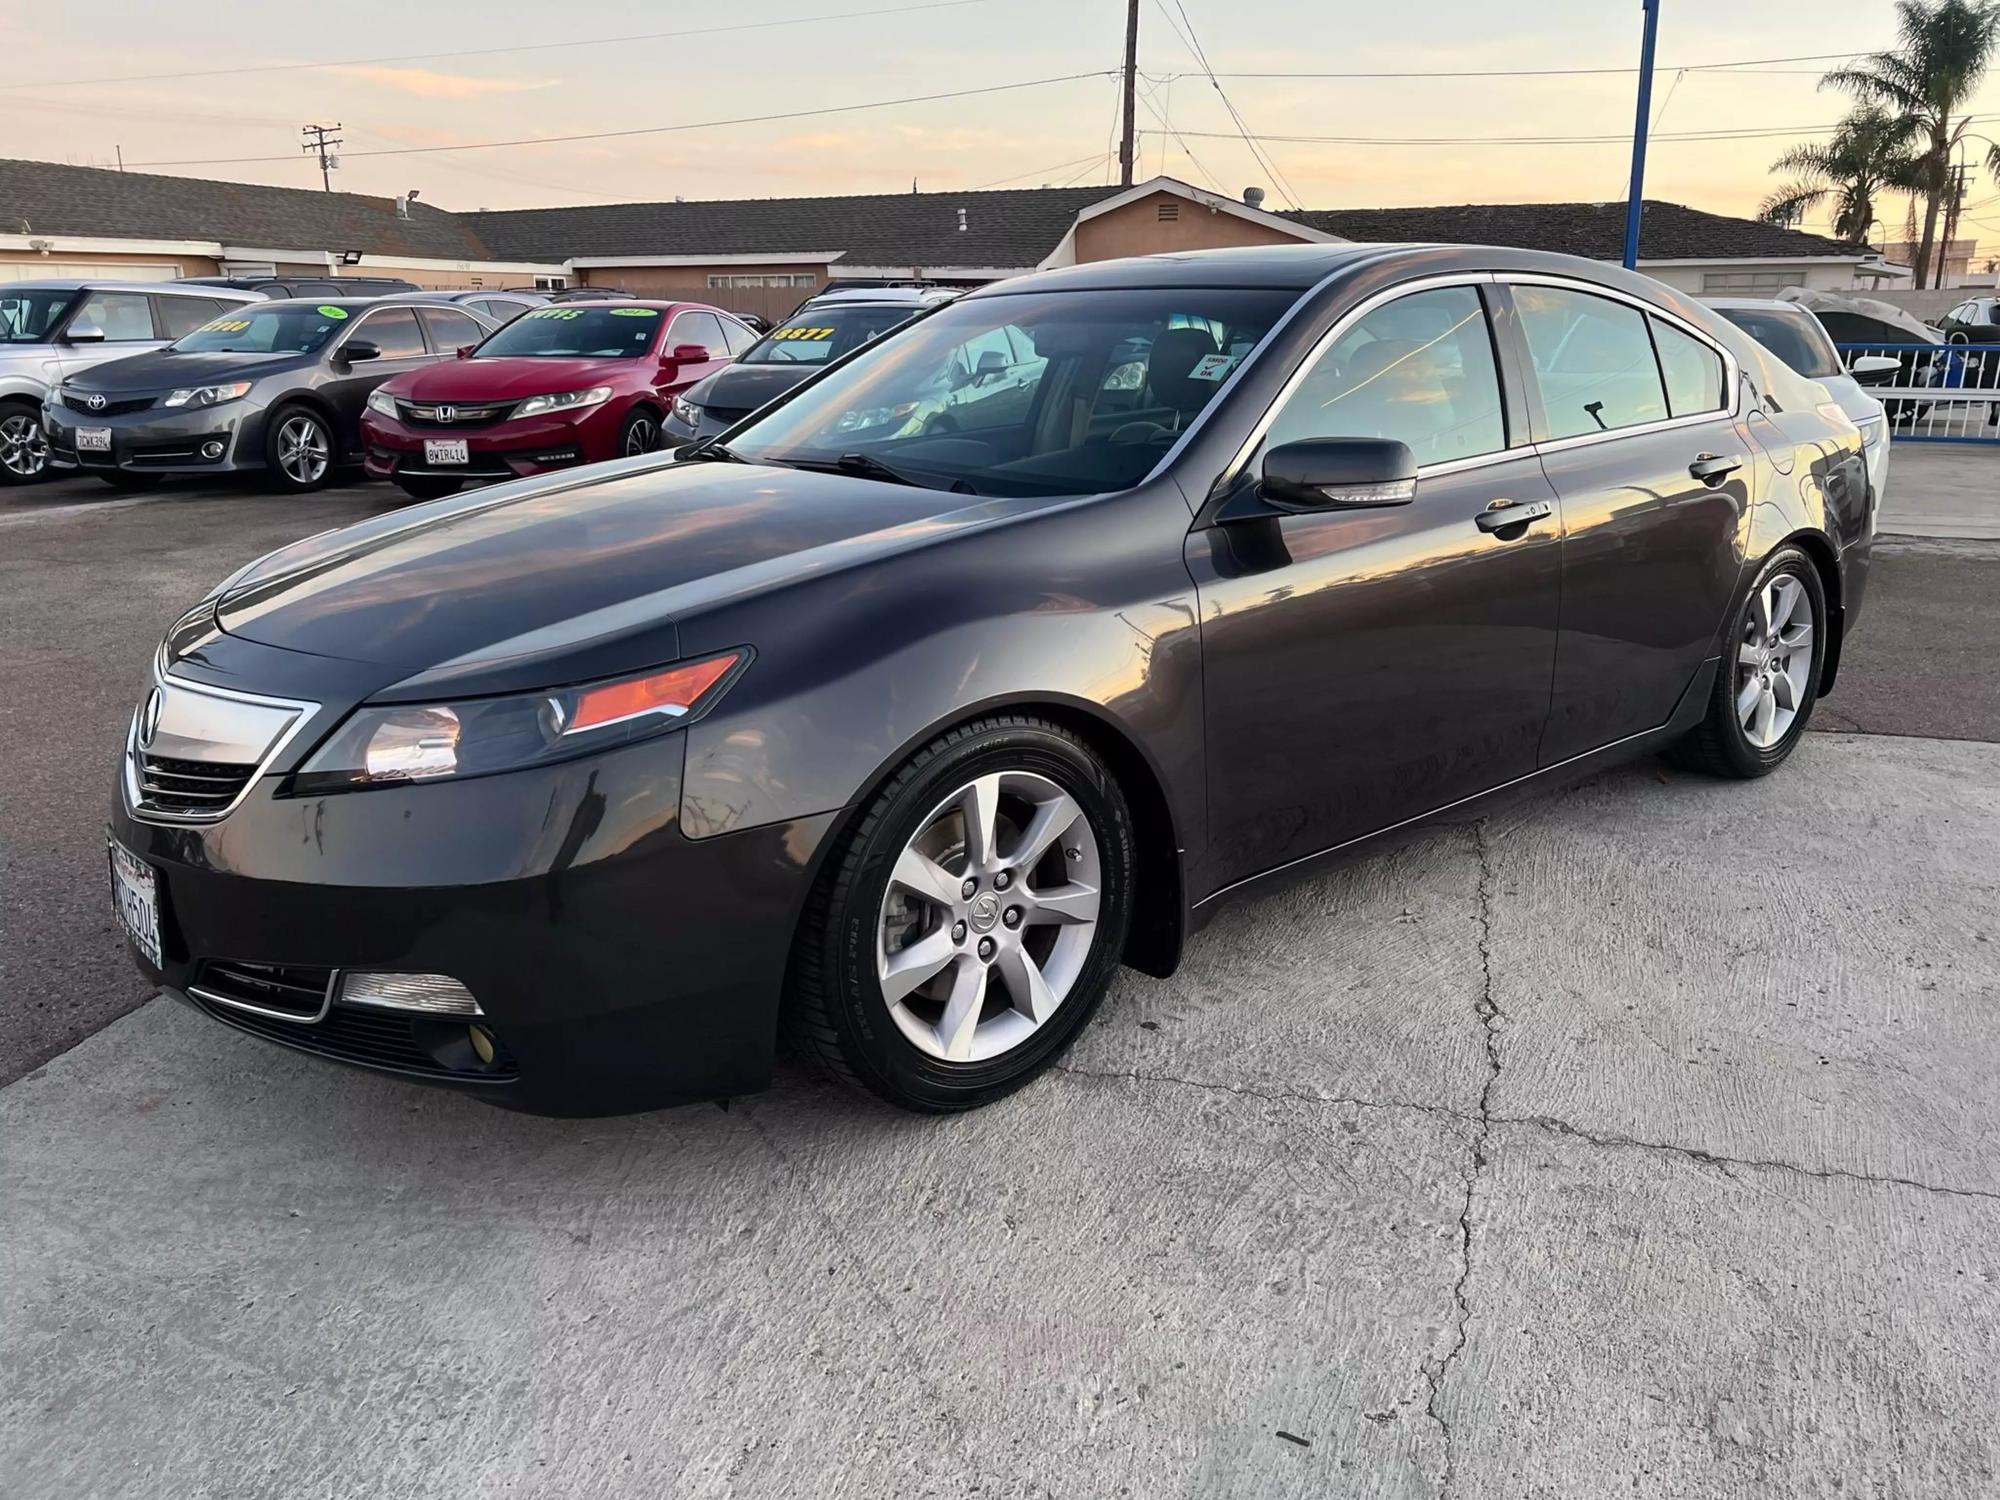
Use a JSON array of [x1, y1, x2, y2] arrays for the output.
[[163, 381, 252, 408], [292, 649, 747, 793], [511, 386, 614, 420], [365, 388, 399, 419], [670, 395, 700, 425], [1858, 415, 1887, 451]]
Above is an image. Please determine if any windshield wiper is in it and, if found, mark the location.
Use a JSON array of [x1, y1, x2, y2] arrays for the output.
[[792, 452, 974, 494], [679, 438, 749, 463]]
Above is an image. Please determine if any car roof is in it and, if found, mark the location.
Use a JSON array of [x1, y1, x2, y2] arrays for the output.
[[803, 287, 960, 308], [1700, 296, 1814, 313], [1, 279, 260, 299]]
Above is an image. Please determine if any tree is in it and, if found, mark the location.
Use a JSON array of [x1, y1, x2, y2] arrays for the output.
[[1759, 106, 1922, 242], [1822, 0, 2000, 287]]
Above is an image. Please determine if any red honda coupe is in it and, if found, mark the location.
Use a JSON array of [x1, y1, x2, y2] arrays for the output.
[[361, 300, 758, 499]]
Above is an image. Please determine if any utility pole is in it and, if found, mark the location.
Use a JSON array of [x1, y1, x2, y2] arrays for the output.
[[1621, 0, 1661, 270], [1117, 0, 1139, 186], [301, 122, 343, 192], [1937, 147, 1969, 290]]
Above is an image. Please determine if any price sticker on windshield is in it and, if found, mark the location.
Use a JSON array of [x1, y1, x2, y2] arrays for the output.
[[527, 308, 584, 320], [773, 326, 835, 341], [608, 307, 659, 317], [317, 305, 349, 319], [201, 318, 252, 334]]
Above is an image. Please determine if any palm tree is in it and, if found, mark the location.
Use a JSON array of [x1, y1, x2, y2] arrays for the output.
[[1822, 0, 2000, 287], [1759, 106, 1922, 242]]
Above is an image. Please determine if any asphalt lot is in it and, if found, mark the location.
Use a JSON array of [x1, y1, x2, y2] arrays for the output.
[[3, 452, 1998, 1496]]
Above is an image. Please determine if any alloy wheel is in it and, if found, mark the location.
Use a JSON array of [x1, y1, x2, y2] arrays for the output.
[[277, 415, 330, 485], [875, 770, 1102, 1063], [624, 416, 659, 456], [0, 412, 48, 479], [1736, 574, 1813, 749]]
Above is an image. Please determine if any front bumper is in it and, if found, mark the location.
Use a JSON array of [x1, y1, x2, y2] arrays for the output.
[[110, 723, 838, 1115], [361, 404, 620, 484], [44, 397, 265, 474]]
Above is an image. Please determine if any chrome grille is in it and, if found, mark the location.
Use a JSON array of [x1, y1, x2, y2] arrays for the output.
[[190, 960, 335, 1022], [136, 752, 256, 815], [397, 400, 511, 427]]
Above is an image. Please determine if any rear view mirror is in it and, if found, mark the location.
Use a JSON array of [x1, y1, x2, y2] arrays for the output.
[[1258, 438, 1417, 513], [63, 321, 106, 344], [341, 339, 381, 363]]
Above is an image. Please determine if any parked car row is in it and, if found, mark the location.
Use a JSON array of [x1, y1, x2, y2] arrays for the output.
[[2, 279, 943, 495]]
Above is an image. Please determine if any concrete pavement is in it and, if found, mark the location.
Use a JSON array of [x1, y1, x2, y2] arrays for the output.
[[3, 733, 1995, 1498], [1878, 444, 2000, 542]]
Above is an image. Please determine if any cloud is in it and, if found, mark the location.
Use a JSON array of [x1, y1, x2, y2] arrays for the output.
[[329, 66, 560, 99]]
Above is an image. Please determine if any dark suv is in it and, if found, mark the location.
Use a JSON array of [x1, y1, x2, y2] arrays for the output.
[[178, 275, 421, 300]]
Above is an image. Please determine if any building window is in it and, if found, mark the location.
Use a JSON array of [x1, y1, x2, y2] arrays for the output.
[[1699, 270, 1791, 292], [1158, 201, 1181, 222], [707, 272, 818, 288], [533, 275, 567, 290]]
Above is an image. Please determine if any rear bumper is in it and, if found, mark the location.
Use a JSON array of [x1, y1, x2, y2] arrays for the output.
[[109, 730, 839, 1115], [361, 405, 621, 483]]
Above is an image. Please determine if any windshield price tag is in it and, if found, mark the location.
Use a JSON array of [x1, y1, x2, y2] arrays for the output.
[[773, 326, 835, 341], [201, 318, 251, 334], [608, 308, 659, 317], [317, 305, 348, 319], [527, 308, 584, 321], [1187, 353, 1239, 381]]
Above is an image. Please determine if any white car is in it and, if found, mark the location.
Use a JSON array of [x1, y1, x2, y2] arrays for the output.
[[1703, 296, 1890, 513]]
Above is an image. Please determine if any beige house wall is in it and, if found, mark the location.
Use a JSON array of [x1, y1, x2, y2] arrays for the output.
[[0, 249, 220, 281], [576, 264, 826, 321], [1072, 193, 1307, 262]]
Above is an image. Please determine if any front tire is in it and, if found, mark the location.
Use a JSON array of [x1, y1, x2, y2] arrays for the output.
[[0, 399, 49, 485], [394, 475, 463, 502], [263, 405, 335, 493], [619, 407, 662, 457], [788, 716, 1135, 1111], [1669, 545, 1826, 778]]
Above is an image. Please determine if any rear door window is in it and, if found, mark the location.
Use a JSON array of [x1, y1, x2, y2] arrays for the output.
[[1513, 285, 1669, 439], [1649, 317, 1726, 417]]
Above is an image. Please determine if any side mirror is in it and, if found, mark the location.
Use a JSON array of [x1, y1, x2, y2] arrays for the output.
[[341, 339, 381, 364], [669, 343, 711, 363], [456, 344, 476, 359], [63, 321, 106, 344], [1257, 438, 1418, 513], [1849, 353, 1901, 384], [973, 349, 1008, 383]]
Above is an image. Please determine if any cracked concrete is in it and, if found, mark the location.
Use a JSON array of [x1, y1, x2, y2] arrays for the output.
[[4, 733, 1998, 1496]]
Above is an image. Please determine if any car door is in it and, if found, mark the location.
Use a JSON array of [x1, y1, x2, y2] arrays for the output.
[[1502, 279, 1750, 764], [1187, 280, 1562, 889], [51, 289, 166, 383], [319, 306, 435, 450], [660, 310, 731, 397]]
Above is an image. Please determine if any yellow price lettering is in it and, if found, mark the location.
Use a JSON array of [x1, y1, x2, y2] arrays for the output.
[[202, 318, 251, 333]]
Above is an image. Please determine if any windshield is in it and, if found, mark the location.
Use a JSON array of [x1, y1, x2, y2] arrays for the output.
[[0, 288, 81, 344], [475, 304, 664, 358], [1715, 307, 1843, 379], [170, 305, 351, 355], [726, 288, 1292, 497], [739, 304, 918, 366]]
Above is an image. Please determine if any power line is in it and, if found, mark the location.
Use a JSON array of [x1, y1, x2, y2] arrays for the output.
[[124, 73, 1117, 168], [1154, 0, 1305, 210], [0, 0, 1007, 92], [969, 151, 1112, 191], [1145, 49, 1877, 80], [1135, 114, 2000, 148]]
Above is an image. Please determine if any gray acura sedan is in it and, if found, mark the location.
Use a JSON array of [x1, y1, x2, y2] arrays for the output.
[[109, 243, 1870, 1115], [46, 297, 495, 492]]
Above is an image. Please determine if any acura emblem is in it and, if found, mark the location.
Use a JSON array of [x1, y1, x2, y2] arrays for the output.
[[138, 688, 163, 749], [436, 405, 456, 422], [85, 393, 106, 412]]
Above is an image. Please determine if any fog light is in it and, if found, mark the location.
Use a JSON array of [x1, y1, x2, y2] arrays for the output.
[[200, 440, 225, 459], [337, 971, 482, 1016], [468, 1025, 497, 1065]]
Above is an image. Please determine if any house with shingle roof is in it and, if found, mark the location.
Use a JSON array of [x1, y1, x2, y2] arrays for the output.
[[1, 158, 1882, 322]]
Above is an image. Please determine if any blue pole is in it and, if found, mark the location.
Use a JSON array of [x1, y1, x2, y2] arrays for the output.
[[1622, 0, 1661, 270]]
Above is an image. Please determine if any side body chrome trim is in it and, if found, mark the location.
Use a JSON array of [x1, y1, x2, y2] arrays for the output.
[[123, 669, 322, 826]]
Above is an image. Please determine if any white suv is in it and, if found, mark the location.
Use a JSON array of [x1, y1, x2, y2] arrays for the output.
[[0, 281, 262, 484]]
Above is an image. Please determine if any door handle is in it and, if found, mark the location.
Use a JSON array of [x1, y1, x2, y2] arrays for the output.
[[1689, 453, 1744, 485], [1474, 498, 1554, 534]]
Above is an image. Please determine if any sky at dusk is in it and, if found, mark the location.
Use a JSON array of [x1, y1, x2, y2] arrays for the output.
[[4, 0, 1997, 257]]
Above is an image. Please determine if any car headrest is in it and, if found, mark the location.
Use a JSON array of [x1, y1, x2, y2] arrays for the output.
[[1146, 326, 1222, 413]]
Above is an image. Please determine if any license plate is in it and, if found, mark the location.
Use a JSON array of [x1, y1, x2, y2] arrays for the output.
[[423, 438, 469, 465], [77, 427, 112, 453], [109, 843, 162, 969]]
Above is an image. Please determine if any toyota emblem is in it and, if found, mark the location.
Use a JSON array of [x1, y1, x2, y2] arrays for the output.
[[85, 393, 106, 412], [436, 405, 456, 423], [138, 688, 163, 749]]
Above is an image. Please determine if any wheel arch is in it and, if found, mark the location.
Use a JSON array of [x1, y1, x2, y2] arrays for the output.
[[799, 692, 1188, 982], [1779, 527, 1844, 695], [264, 390, 343, 461]]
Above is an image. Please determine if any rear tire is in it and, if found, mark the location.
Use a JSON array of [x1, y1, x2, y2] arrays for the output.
[[1668, 545, 1826, 779], [263, 405, 335, 494], [0, 399, 49, 485], [394, 475, 463, 502], [787, 715, 1135, 1112]]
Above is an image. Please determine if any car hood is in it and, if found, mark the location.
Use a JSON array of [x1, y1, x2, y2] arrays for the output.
[[387, 356, 644, 401], [213, 456, 1012, 700], [683, 362, 814, 416], [68, 348, 299, 393]]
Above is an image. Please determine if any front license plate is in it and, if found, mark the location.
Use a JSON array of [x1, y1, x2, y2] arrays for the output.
[[423, 438, 469, 466], [77, 427, 112, 453], [109, 843, 162, 969]]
